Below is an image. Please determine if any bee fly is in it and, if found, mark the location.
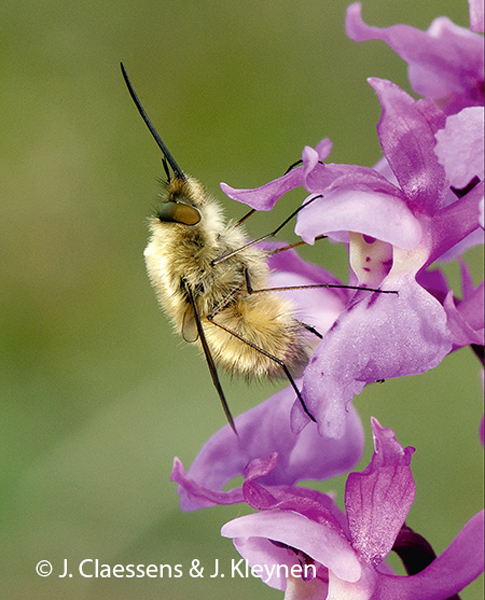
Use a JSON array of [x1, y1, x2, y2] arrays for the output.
[[121, 63, 395, 433]]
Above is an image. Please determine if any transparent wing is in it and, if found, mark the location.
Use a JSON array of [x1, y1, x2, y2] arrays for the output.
[[182, 305, 199, 343]]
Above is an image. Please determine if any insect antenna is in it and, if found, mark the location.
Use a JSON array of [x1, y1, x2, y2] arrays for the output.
[[120, 62, 186, 181]]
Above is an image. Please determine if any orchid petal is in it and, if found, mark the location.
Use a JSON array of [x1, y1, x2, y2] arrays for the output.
[[368, 78, 447, 215], [301, 275, 452, 439], [469, 0, 485, 32], [221, 166, 303, 211], [266, 244, 349, 332], [221, 510, 362, 585], [374, 510, 485, 599], [443, 284, 485, 349], [296, 189, 421, 249], [345, 419, 416, 566], [426, 180, 484, 263], [347, 4, 484, 114], [435, 106, 485, 189], [327, 566, 377, 600], [174, 385, 364, 510], [219, 139, 333, 211], [284, 574, 329, 600]]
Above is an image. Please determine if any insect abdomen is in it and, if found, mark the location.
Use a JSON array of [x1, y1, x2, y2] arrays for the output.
[[204, 292, 313, 380]]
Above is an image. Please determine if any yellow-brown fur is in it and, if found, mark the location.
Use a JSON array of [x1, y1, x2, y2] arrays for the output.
[[144, 175, 315, 381]]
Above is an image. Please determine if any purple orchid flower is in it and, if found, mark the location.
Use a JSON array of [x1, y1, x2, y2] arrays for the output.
[[171, 384, 364, 511], [345, 2, 484, 115], [223, 79, 483, 438], [345, 1, 485, 253], [295, 81, 483, 437], [219, 419, 485, 599]]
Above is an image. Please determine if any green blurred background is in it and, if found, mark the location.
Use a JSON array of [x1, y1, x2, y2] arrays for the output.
[[0, 0, 483, 598]]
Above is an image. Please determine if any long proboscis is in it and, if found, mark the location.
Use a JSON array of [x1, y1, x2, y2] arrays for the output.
[[120, 62, 185, 180]]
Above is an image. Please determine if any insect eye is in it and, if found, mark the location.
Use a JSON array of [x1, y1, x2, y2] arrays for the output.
[[158, 201, 201, 225]]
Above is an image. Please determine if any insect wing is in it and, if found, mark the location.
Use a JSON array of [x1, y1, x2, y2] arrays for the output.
[[182, 305, 199, 343]]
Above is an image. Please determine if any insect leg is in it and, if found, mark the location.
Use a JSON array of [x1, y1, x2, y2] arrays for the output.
[[283, 158, 303, 174], [298, 321, 323, 340], [211, 195, 323, 266], [244, 268, 398, 296], [236, 208, 256, 226], [268, 234, 327, 255], [206, 315, 317, 424], [185, 284, 237, 434]]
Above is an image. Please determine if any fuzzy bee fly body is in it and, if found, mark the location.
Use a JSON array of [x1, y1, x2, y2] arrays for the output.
[[121, 63, 317, 431], [144, 175, 314, 379]]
